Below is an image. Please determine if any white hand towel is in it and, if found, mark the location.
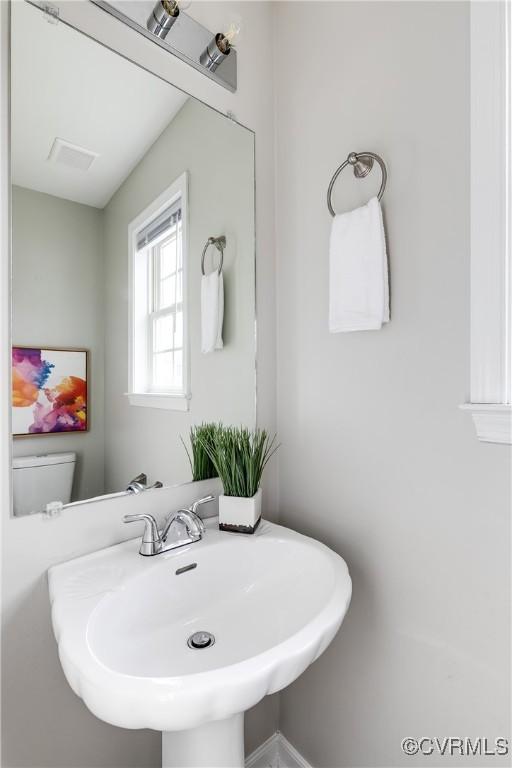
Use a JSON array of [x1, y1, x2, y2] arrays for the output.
[[201, 270, 224, 354], [329, 196, 389, 332]]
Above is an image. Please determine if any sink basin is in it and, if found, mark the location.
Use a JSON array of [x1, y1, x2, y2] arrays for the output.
[[49, 519, 351, 767]]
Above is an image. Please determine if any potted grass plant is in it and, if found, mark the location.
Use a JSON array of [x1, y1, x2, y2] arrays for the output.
[[200, 425, 278, 533], [181, 423, 218, 482]]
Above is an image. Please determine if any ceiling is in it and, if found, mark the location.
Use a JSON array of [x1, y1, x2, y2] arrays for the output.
[[11, 1, 188, 208]]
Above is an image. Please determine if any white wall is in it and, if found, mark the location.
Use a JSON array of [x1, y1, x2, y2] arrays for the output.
[[1, 2, 277, 766], [11, 186, 106, 504], [274, 3, 510, 766], [103, 98, 255, 492]]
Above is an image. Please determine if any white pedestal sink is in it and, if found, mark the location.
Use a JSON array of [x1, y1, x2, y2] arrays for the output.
[[48, 519, 351, 767]]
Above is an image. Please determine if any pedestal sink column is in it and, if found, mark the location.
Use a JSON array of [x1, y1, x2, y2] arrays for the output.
[[162, 713, 244, 768]]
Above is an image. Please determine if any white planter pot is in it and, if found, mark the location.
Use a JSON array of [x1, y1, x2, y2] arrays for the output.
[[218, 488, 262, 534]]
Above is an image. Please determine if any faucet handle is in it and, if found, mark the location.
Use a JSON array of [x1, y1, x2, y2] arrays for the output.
[[188, 495, 214, 533], [189, 495, 214, 513], [123, 513, 162, 556]]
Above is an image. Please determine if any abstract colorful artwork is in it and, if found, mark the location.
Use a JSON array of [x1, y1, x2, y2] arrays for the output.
[[12, 347, 88, 436]]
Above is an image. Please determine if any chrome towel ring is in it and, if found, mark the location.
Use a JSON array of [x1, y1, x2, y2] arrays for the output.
[[201, 235, 225, 276], [327, 151, 387, 217]]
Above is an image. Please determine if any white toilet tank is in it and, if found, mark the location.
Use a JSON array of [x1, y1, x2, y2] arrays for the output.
[[12, 452, 76, 516]]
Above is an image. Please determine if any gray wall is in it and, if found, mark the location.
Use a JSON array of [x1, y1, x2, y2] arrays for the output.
[[11, 185, 105, 502], [103, 98, 255, 493], [274, 3, 511, 766]]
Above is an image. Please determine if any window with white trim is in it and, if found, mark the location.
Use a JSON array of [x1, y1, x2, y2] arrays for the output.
[[128, 174, 189, 410], [459, 3, 511, 443]]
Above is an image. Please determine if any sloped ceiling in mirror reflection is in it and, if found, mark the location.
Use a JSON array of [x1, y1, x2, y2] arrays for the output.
[[11, 1, 188, 208]]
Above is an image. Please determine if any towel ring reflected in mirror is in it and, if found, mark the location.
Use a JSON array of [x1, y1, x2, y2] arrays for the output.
[[201, 235, 226, 275], [327, 151, 387, 217]]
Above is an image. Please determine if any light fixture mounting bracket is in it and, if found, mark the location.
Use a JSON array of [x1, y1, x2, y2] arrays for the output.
[[41, 3, 59, 23]]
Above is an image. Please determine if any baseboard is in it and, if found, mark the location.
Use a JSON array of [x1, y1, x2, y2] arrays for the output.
[[246, 731, 312, 768], [246, 732, 280, 768]]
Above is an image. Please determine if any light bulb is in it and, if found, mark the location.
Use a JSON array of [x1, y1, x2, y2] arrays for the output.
[[161, 0, 179, 17], [223, 21, 241, 46], [199, 17, 241, 72]]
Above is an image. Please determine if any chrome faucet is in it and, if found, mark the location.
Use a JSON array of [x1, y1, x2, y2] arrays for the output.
[[160, 496, 212, 542], [123, 495, 214, 556], [126, 473, 163, 494]]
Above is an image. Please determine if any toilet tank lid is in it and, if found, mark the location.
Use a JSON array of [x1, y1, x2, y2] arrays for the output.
[[13, 452, 76, 469]]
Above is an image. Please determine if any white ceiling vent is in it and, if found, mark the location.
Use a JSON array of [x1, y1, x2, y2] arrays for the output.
[[47, 138, 98, 171]]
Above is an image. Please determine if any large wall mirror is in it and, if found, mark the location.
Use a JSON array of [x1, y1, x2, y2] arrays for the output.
[[10, 1, 256, 516]]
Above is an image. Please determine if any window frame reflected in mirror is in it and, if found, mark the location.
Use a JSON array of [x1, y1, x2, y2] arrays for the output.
[[128, 171, 190, 411]]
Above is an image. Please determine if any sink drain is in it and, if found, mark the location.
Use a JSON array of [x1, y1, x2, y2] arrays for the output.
[[187, 631, 215, 650]]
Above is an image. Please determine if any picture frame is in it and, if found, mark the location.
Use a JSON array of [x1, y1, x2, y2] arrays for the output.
[[12, 346, 89, 437]]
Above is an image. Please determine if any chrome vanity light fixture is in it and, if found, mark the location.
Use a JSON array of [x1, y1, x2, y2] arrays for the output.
[[200, 23, 240, 73], [147, 0, 180, 40], [92, 1, 238, 91], [199, 34, 231, 72]]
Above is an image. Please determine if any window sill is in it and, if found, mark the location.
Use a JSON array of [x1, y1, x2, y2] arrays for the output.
[[126, 392, 189, 411], [460, 404, 512, 444]]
